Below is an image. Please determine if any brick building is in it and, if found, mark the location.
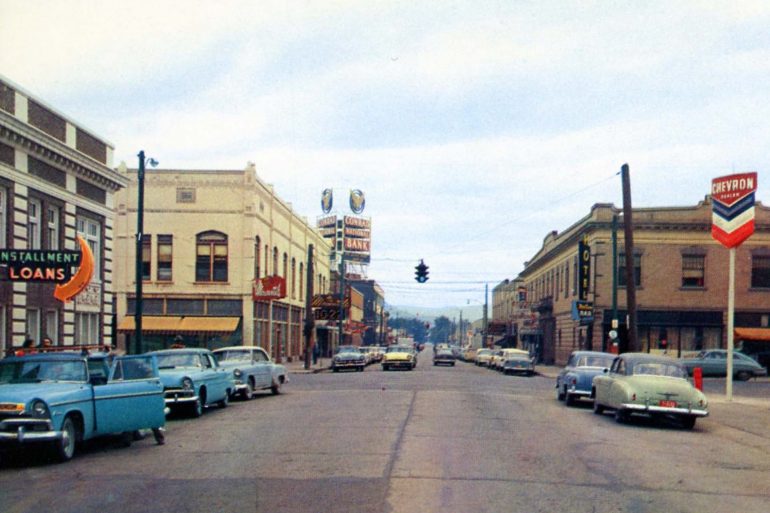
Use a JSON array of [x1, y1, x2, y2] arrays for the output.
[[496, 199, 770, 366], [0, 75, 125, 353]]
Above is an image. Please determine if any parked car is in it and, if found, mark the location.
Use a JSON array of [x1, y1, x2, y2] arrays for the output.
[[433, 348, 456, 366], [382, 345, 417, 371], [475, 348, 493, 366], [501, 349, 536, 376], [332, 345, 366, 372], [212, 346, 288, 399], [488, 349, 505, 370], [592, 353, 708, 429], [149, 348, 234, 417], [556, 351, 614, 405], [462, 347, 476, 362], [0, 352, 166, 462], [679, 349, 768, 381]]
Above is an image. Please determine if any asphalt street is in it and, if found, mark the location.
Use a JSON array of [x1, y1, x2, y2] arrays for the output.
[[1, 350, 769, 513]]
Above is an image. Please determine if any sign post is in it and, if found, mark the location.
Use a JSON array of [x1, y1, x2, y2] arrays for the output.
[[711, 172, 757, 401]]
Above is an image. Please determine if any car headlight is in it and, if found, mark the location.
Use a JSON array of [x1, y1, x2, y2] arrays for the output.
[[182, 378, 194, 391], [30, 400, 50, 418], [234, 369, 243, 378]]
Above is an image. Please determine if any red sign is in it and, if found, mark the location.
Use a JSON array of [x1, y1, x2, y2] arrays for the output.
[[711, 172, 758, 248], [252, 276, 286, 301]]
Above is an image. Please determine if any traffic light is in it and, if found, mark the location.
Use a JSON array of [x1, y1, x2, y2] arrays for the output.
[[415, 259, 429, 283]]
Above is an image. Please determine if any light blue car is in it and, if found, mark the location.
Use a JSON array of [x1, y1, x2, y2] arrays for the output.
[[212, 346, 288, 400], [0, 352, 165, 462], [556, 350, 615, 406], [149, 348, 234, 417]]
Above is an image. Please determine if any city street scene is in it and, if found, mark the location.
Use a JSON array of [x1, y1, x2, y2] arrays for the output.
[[2, 2, 770, 512]]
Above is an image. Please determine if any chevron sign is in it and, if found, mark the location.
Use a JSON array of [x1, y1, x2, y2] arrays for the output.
[[711, 172, 758, 248]]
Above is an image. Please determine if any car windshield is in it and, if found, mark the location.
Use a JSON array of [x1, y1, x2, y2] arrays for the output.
[[577, 355, 613, 367], [337, 346, 358, 353], [631, 362, 687, 378], [214, 350, 252, 362], [477, 349, 491, 356], [156, 353, 201, 369], [0, 359, 87, 384], [388, 346, 412, 353]]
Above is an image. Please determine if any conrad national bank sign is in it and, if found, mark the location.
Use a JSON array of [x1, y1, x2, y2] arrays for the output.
[[0, 249, 82, 282]]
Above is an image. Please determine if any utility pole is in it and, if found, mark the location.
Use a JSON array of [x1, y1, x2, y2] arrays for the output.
[[134, 151, 146, 355], [338, 256, 345, 349], [621, 164, 639, 352], [609, 214, 619, 352], [303, 244, 314, 370], [482, 283, 488, 348]]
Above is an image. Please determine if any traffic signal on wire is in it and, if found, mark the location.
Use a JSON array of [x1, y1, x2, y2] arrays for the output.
[[415, 259, 429, 283]]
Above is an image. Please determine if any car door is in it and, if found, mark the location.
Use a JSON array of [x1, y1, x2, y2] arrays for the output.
[[607, 358, 628, 409], [253, 348, 273, 388], [200, 353, 227, 403], [594, 357, 619, 406], [93, 355, 165, 435]]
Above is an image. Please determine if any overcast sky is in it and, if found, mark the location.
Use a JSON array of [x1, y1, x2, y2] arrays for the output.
[[3, 1, 770, 310]]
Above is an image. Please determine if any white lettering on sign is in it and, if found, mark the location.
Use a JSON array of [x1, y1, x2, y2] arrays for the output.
[[711, 172, 758, 205]]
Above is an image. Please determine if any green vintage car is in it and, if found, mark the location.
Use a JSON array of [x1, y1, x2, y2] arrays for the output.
[[592, 353, 708, 429]]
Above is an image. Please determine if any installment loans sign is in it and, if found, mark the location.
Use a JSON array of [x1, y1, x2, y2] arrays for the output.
[[711, 172, 757, 248]]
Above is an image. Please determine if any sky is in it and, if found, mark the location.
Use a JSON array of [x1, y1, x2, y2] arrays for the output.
[[3, 0, 770, 311]]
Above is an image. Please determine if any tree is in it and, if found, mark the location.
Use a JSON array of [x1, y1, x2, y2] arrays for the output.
[[429, 316, 453, 344]]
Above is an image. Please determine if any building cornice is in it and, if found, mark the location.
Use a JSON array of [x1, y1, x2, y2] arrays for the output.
[[0, 110, 127, 191]]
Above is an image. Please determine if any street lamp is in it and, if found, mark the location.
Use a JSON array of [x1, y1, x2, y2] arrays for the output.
[[135, 151, 158, 355]]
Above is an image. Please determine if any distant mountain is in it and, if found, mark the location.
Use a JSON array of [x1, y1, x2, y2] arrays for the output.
[[385, 304, 485, 323]]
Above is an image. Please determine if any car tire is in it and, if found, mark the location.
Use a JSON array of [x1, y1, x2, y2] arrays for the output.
[[614, 409, 628, 424], [218, 392, 229, 408], [241, 380, 255, 400], [190, 395, 204, 418], [565, 393, 576, 407], [271, 377, 282, 395], [54, 415, 78, 462], [735, 370, 751, 381], [681, 415, 697, 430], [593, 399, 605, 415], [557, 384, 565, 401], [332, 367, 339, 373], [382, 365, 389, 371]]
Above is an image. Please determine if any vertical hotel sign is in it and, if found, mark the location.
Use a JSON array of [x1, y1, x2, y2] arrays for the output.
[[578, 235, 590, 301], [711, 172, 757, 401]]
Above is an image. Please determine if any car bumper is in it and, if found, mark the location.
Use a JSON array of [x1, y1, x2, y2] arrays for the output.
[[383, 360, 413, 368], [0, 417, 63, 444], [567, 387, 592, 398], [504, 365, 534, 373], [333, 362, 365, 369], [164, 390, 199, 405], [621, 403, 709, 417], [434, 358, 455, 364]]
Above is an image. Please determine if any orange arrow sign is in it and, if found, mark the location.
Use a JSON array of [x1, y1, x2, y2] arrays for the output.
[[54, 236, 94, 302]]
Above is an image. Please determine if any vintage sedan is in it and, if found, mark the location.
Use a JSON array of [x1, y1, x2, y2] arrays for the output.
[[433, 348, 456, 366], [475, 348, 493, 367], [0, 352, 165, 462], [149, 348, 234, 417], [592, 353, 708, 429], [501, 350, 536, 376], [332, 345, 366, 372], [382, 345, 417, 371], [556, 351, 615, 406], [679, 349, 767, 381], [213, 346, 288, 399]]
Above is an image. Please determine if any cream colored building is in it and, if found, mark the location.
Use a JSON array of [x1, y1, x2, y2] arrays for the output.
[[1, 75, 124, 353], [113, 163, 331, 361]]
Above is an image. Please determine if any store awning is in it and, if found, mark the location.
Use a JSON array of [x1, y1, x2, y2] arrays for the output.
[[734, 327, 770, 342], [117, 316, 183, 334], [178, 317, 240, 334], [117, 316, 240, 335]]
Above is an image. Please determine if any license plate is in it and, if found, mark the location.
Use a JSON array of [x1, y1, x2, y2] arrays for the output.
[[659, 400, 677, 408]]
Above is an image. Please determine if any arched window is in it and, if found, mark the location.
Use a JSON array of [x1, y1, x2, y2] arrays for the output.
[[291, 258, 297, 299], [254, 236, 261, 279], [272, 247, 278, 276], [196, 231, 228, 282], [299, 262, 304, 300], [283, 253, 288, 279]]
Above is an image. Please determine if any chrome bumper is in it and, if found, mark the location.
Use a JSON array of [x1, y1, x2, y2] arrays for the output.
[[621, 403, 709, 417], [0, 418, 63, 443]]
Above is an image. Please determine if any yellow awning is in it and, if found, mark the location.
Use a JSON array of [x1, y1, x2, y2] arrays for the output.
[[117, 316, 239, 334], [735, 327, 770, 342], [178, 317, 240, 333], [117, 316, 183, 333]]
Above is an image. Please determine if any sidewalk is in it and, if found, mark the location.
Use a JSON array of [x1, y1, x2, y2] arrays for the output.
[[282, 356, 330, 374]]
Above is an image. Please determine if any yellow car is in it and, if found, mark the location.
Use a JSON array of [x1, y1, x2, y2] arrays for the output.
[[463, 347, 477, 362], [382, 345, 417, 371], [475, 348, 493, 367]]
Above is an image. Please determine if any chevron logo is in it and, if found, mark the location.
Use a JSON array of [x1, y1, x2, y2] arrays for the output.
[[711, 173, 757, 248]]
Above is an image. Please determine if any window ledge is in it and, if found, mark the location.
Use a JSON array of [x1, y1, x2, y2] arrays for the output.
[[194, 281, 231, 285], [679, 286, 707, 291]]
